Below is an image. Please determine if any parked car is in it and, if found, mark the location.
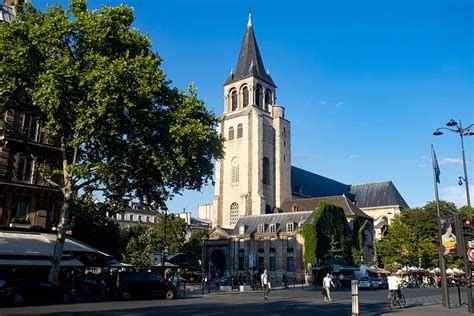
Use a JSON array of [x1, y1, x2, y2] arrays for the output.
[[215, 275, 239, 286], [1, 280, 75, 305], [370, 277, 387, 289], [108, 272, 176, 300], [358, 277, 380, 289]]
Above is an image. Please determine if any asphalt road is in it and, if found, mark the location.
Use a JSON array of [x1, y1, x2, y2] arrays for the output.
[[0, 287, 471, 316]]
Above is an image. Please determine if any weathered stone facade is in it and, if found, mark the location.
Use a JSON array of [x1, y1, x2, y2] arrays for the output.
[[211, 14, 291, 229], [204, 212, 312, 283]]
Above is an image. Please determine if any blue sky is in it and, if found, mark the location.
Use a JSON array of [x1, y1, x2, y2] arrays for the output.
[[34, 0, 474, 215]]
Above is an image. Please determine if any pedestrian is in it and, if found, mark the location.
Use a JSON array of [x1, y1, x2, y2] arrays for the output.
[[322, 273, 335, 301], [261, 269, 269, 299]]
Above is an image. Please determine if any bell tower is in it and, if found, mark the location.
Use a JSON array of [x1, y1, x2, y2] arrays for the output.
[[211, 14, 291, 228]]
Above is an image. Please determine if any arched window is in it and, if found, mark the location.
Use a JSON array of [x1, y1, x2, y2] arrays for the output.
[[237, 124, 243, 138], [264, 90, 271, 110], [232, 158, 239, 183], [228, 126, 234, 140], [231, 90, 238, 111], [242, 86, 249, 107], [262, 157, 270, 184], [230, 202, 240, 225], [255, 85, 262, 108]]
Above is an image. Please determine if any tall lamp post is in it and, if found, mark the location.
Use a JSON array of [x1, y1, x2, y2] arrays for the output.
[[434, 119, 474, 313]]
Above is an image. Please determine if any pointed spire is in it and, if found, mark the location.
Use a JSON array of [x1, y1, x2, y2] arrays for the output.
[[224, 13, 275, 87]]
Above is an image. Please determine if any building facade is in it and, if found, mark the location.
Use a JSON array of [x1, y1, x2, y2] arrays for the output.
[[204, 211, 312, 284], [1, 1, 63, 229]]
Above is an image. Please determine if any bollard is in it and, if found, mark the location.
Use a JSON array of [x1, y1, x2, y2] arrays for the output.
[[202, 281, 204, 295], [293, 277, 296, 289], [351, 280, 359, 316], [183, 283, 186, 297], [208, 280, 211, 294]]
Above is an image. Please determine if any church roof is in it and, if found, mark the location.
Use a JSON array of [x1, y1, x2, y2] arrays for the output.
[[225, 14, 275, 87], [290, 166, 409, 209], [291, 166, 350, 198], [232, 211, 314, 235], [280, 195, 371, 219], [349, 181, 410, 209]]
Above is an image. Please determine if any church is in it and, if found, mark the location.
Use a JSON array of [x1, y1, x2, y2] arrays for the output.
[[203, 14, 408, 281]]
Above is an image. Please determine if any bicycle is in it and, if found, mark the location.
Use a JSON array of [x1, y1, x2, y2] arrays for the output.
[[388, 290, 406, 309]]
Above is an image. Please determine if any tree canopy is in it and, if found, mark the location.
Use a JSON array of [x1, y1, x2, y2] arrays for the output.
[[0, 0, 223, 282], [377, 200, 463, 270]]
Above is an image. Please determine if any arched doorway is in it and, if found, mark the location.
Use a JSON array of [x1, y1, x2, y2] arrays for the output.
[[210, 249, 226, 277]]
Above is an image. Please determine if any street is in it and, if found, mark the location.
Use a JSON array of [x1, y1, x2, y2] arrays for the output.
[[0, 287, 471, 316]]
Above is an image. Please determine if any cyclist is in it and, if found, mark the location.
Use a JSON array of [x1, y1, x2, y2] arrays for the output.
[[387, 273, 401, 301]]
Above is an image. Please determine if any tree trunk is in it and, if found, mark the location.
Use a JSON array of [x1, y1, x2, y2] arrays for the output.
[[48, 190, 71, 284]]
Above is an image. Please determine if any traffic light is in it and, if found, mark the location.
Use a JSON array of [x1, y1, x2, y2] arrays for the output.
[[431, 227, 441, 246], [462, 219, 474, 242]]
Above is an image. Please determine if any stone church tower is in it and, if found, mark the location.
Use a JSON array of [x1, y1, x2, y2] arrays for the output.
[[211, 14, 291, 228]]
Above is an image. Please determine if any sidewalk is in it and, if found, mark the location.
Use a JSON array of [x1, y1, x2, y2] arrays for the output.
[[374, 304, 470, 315]]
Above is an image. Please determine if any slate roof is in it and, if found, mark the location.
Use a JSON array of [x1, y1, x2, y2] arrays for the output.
[[291, 166, 351, 198], [280, 195, 371, 219], [349, 181, 409, 209], [225, 14, 275, 87], [232, 211, 314, 235], [0, 4, 15, 23], [290, 166, 409, 209]]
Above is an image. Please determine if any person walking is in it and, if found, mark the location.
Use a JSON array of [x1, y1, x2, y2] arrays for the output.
[[261, 269, 269, 299], [323, 272, 335, 301]]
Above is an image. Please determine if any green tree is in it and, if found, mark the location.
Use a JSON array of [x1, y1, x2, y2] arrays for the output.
[[117, 223, 152, 260], [376, 200, 459, 269], [181, 229, 208, 271], [153, 213, 187, 253], [69, 197, 122, 258], [0, 0, 223, 283], [124, 228, 156, 271]]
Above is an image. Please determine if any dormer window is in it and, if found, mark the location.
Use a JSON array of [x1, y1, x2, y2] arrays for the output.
[[239, 225, 246, 235], [287, 223, 294, 232], [298, 221, 305, 228], [269, 224, 276, 233], [257, 224, 264, 233]]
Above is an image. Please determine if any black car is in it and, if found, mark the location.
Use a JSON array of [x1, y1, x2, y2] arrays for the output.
[[1, 280, 75, 305], [109, 272, 176, 300]]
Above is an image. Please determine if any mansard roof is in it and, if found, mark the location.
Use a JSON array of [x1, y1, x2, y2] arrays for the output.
[[280, 195, 371, 219], [225, 14, 275, 87], [290, 166, 409, 209], [232, 211, 314, 235], [349, 181, 409, 209]]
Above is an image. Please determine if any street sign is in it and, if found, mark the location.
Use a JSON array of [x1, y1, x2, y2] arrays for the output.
[[468, 248, 474, 262]]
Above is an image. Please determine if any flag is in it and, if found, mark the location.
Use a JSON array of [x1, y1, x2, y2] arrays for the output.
[[432, 145, 441, 184]]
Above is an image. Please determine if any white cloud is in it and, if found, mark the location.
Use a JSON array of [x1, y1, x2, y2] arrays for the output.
[[349, 154, 360, 159], [335, 101, 345, 108], [422, 155, 429, 161], [293, 153, 320, 161], [440, 157, 465, 165], [440, 184, 474, 207], [319, 100, 327, 105]]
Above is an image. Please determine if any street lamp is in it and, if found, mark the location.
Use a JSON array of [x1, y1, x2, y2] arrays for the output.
[[434, 119, 474, 313], [433, 119, 473, 219]]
